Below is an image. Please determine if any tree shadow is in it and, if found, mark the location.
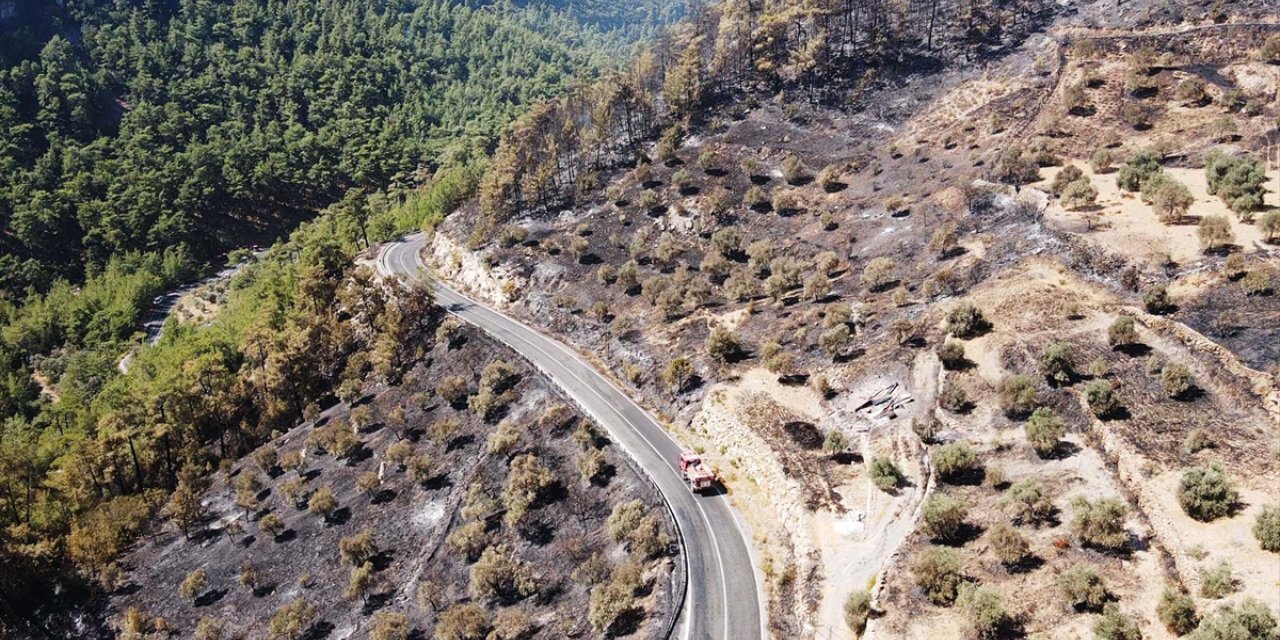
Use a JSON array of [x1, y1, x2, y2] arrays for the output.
[[830, 451, 862, 465], [303, 621, 335, 640], [606, 608, 646, 637], [941, 357, 975, 372], [194, 588, 228, 607], [1113, 343, 1151, 357], [371, 489, 398, 505], [1070, 592, 1118, 614], [589, 464, 617, 488], [823, 181, 848, 193], [1171, 385, 1205, 402], [345, 446, 373, 466], [833, 348, 866, 363], [1003, 555, 1044, 576], [324, 507, 352, 527], [1043, 440, 1082, 460], [678, 375, 704, 393], [749, 175, 771, 185], [369, 549, 396, 572], [941, 467, 986, 487], [936, 523, 985, 547], [424, 473, 453, 491], [274, 529, 297, 543], [519, 520, 556, 546], [869, 279, 901, 294], [189, 528, 221, 545], [1097, 405, 1131, 421], [446, 435, 475, 452], [251, 584, 276, 598]]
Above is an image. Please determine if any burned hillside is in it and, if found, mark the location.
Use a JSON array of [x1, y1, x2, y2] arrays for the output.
[[106, 322, 677, 639]]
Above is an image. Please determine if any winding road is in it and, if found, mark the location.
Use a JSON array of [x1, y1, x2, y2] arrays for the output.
[[378, 233, 763, 640]]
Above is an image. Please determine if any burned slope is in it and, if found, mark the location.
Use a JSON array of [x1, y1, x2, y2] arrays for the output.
[[107, 324, 676, 639], [421, 0, 1280, 636]]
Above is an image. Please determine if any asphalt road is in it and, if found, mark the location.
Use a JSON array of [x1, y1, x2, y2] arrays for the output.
[[378, 234, 763, 640]]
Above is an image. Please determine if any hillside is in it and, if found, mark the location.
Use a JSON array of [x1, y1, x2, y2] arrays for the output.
[[0, 1, 684, 635], [3, 0, 1280, 639], [418, 0, 1280, 637], [105, 321, 677, 640], [0, 0, 683, 508]]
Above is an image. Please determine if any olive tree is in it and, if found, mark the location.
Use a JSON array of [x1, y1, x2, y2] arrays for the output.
[[1039, 342, 1075, 385], [933, 442, 978, 483], [1190, 598, 1278, 640], [1161, 362, 1193, 399], [1094, 604, 1142, 640], [844, 589, 871, 635], [1059, 565, 1108, 610], [869, 457, 905, 492], [1085, 380, 1120, 419], [1025, 407, 1065, 458], [1108, 316, 1137, 348], [998, 374, 1038, 418], [911, 546, 964, 605], [1157, 586, 1199, 636], [946, 303, 988, 338], [957, 584, 1011, 639], [1178, 463, 1238, 521], [179, 567, 208, 602], [1198, 214, 1235, 253], [922, 494, 969, 542], [987, 523, 1031, 567], [1199, 561, 1237, 599], [1255, 503, 1280, 553], [1070, 496, 1128, 550]]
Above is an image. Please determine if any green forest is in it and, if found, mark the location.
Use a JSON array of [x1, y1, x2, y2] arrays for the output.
[[0, 0, 665, 296]]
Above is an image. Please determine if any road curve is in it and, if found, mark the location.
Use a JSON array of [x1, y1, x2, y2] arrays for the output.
[[378, 233, 763, 640]]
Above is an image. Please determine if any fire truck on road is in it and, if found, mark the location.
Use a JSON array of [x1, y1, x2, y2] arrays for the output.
[[679, 451, 718, 494]]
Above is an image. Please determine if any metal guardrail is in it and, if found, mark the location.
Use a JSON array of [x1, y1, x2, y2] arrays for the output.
[[381, 239, 692, 639], [435, 303, 691, 639]]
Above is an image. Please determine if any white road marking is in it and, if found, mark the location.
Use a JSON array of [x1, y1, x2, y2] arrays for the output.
[[382, 238, 753, 640]]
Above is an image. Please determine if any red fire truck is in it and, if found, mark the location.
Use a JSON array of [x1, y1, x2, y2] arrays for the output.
[[679, 451, 718, 494]]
